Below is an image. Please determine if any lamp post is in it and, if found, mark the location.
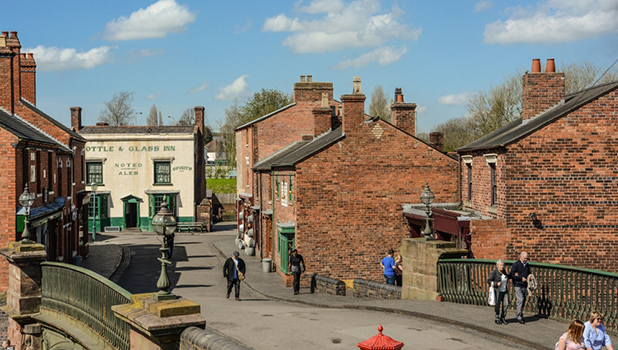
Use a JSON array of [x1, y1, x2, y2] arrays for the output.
[[133, 111, 142, 126], [90, 182, 98, 241], [420, 181, 435, 239], [168, 116, 175, 125], [152, 200, 177, 301], [18, 184, 35, 244]]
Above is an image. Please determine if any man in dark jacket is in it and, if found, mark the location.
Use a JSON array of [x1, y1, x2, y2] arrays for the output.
[[223, 251, 246, 301], [510, 251, 530, 324]]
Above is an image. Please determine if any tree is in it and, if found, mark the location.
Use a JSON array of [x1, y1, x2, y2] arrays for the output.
[[158, 111, 163, 126], [369, 85, 392, 122], [98, 91, 134, 126], [147, 104, 160, 126], [204, 125, 213, 144], [177, 108, 195, 126], [219, 88, 293, 167], [437, 61, 618, 151]]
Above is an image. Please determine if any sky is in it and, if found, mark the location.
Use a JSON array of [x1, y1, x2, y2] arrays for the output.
[[1, 0, 617, 133]]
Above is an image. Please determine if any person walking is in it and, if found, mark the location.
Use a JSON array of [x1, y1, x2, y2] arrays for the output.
[[394, 255, 403, 287], [223, 251, 246, 301], [583, 311, 614, 350], [510, 251, 531, 324], [487, 259, 510, 325], [288, 249, 305, 295], [380, 249, 396, 285]]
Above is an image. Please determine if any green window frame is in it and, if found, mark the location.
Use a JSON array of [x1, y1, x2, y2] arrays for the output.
[[275, 175, 280, 200], [288, 175, 293, 204], [150, 194, 176, 217], [86, 161, 103, 185], [154, 161, 171, 184], [88, 194, 108, 219]]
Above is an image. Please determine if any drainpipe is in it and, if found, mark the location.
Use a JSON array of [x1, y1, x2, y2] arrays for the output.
[[271, 167, 275, 271]]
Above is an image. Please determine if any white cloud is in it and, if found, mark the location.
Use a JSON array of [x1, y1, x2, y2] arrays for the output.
[[475, 1, 494, 12], [263, 0, 421, 53], [416, 105, 428, 114], [235, 20, 253, 34], [103, 0, 195, 41], [215, 75, 251, 100], [438, 92, 472, 106], [146, 91, 162, 100], [484, 0, 618, 44], [334, 45, 407, 69], [24, 45, 113, 72], [189, 81, 208, 94]]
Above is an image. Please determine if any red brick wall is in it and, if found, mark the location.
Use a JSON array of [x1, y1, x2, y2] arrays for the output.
[[0, 46, 14, 113], [522, 71, 565, 121], [469, 219, 512, 259], [460, 151, 506, 218], [294, 118, 459, 281], [20, 53, 35, 105], [0, 130, 19, 291]]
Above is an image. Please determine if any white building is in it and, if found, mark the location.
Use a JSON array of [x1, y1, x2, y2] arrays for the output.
[[72, 107, 207, 231]]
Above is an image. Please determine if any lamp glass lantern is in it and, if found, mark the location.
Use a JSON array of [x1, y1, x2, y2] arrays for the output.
[[19, 184, 35, 244], [152, 200, 177, 300], [420, 181, 435, 239]]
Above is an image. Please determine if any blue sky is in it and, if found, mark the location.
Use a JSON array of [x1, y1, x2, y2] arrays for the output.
[[2, 0, 617, 133]]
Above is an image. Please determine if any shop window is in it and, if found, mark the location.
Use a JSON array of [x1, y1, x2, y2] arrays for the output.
[[88, 194, 108, 219], [151, 194, 176, 217], [86, 162, 103, 185], [154, 161, 171, 184]]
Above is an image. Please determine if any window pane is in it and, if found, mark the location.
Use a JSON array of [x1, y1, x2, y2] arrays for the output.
[[87, 162, 103, 184], [154, 162, 171, 184]]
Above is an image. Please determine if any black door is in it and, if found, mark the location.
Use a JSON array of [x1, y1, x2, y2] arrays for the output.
[[126, 203, 137, 228]]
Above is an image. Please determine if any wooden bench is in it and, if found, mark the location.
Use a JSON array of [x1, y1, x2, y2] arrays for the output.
[[176, 222, 205, 232]]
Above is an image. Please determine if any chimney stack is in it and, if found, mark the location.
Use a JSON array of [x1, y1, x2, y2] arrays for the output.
[[313, 93, 332, 137], [0, 32, 14, 113], [341, 76, 366, 134], [429, 132, 444, 152], [20, 52, 36, 105], [7, 31, 22, 108], [522, 58, 565, 122], [390, 88, 417, 136], [70, 107, 82, 131], [194, 106, 205, 134], [294, 75, 334, 103]]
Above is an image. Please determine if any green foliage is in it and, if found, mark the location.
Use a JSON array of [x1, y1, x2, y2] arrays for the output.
[[207, 178, 236, 194], [204, 126, 214, 144]]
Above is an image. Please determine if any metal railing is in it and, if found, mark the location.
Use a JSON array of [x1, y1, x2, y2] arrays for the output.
[[41, 262, 132, 350], [437, 259, 618, 332]]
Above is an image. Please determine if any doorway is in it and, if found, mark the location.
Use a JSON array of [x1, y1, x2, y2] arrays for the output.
[[125, 203, 138, 228]]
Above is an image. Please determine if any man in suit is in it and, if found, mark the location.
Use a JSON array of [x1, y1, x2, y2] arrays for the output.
[[223, 251, 246, 301]]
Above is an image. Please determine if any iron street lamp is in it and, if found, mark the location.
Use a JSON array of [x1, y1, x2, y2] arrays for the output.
[[18, 184, 35, 244], [168, 116, 175, 125], [90, 182, 98, 241], [133, 111, 142, 126], [152, 200, 177, 301], [420, 181, 435, 240]]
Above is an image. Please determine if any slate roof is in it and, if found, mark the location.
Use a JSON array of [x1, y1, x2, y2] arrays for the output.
[[235, 103, 296, 131], [253, 127, 344, 171], [458, 80, 618, 152], [0, 108, 70, 151], [79, 125, 195, 134], [21, 99, 86, 142]]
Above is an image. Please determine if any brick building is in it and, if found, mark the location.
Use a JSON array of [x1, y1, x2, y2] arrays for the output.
[[249, 77, 459, 284], [0, 31, 88, 292], [457, 58, 618, 272]]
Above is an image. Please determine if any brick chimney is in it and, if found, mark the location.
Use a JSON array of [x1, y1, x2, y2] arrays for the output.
[[0, 31, 14, 113], [390, 88, 417, 136], [522, 58, 565, 122], [294, 75, 334, 103], [7, 31, 22, 108], [70, 107, 82, 131], [313, 93, 332, 137], [20, 52, 36, 105], [194, 106, 205, 134], [341, 76, 366, 134], [429, 132, 444, 152]]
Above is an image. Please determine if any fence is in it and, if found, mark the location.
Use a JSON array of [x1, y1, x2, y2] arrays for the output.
[[41, 262, 132, 350], [437, 259, 618, 333]]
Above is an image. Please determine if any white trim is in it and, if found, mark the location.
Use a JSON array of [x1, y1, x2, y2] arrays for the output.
[[461, 155, 473, 164], [484, 153, 498, 164]]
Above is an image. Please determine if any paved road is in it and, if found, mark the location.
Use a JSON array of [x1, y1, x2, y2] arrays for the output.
[[94, 230, 524, 350]]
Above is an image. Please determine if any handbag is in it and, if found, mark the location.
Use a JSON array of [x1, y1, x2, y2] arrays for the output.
[[235, 263, 245, 281], [488, 282, 496, 306]]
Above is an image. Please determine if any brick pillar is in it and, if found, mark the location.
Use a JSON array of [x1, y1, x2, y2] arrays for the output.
[[429, 132, 444, 152], [194, 106, 204, 135], [293, 75, 334, 103], [341, 76, 366, 134], [522, 58, 565, 121], [0, 242, 47, 350], [20, 53, 36, 105], [194, 106, 206, 203], [70, 107, 82, 132], [399, 238, 467, 301], [112, 293, 206, 350]]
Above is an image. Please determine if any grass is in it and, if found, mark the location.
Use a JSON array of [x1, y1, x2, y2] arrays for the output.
[[207, 178, 237, 194]]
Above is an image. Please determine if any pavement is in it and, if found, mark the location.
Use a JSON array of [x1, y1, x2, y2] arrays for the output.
[[82, 224, 580, 350]]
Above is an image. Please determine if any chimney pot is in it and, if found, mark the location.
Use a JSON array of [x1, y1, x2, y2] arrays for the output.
[[20, 53, 26, 59], [352, 76, 362, 94], [10, 31, 17, 39], [546, 58, 555, 73], [321, 92, 328, 108], [300, 75, 305, 82], [531, 59, 541, 73], [395, 88, 404, 103], [2, 31, 8, 37], [307, 75, 312, 82]]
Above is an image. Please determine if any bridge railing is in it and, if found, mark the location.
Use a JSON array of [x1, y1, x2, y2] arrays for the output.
[[437, 259, 618, 332], [41, 262, 132, 350]]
